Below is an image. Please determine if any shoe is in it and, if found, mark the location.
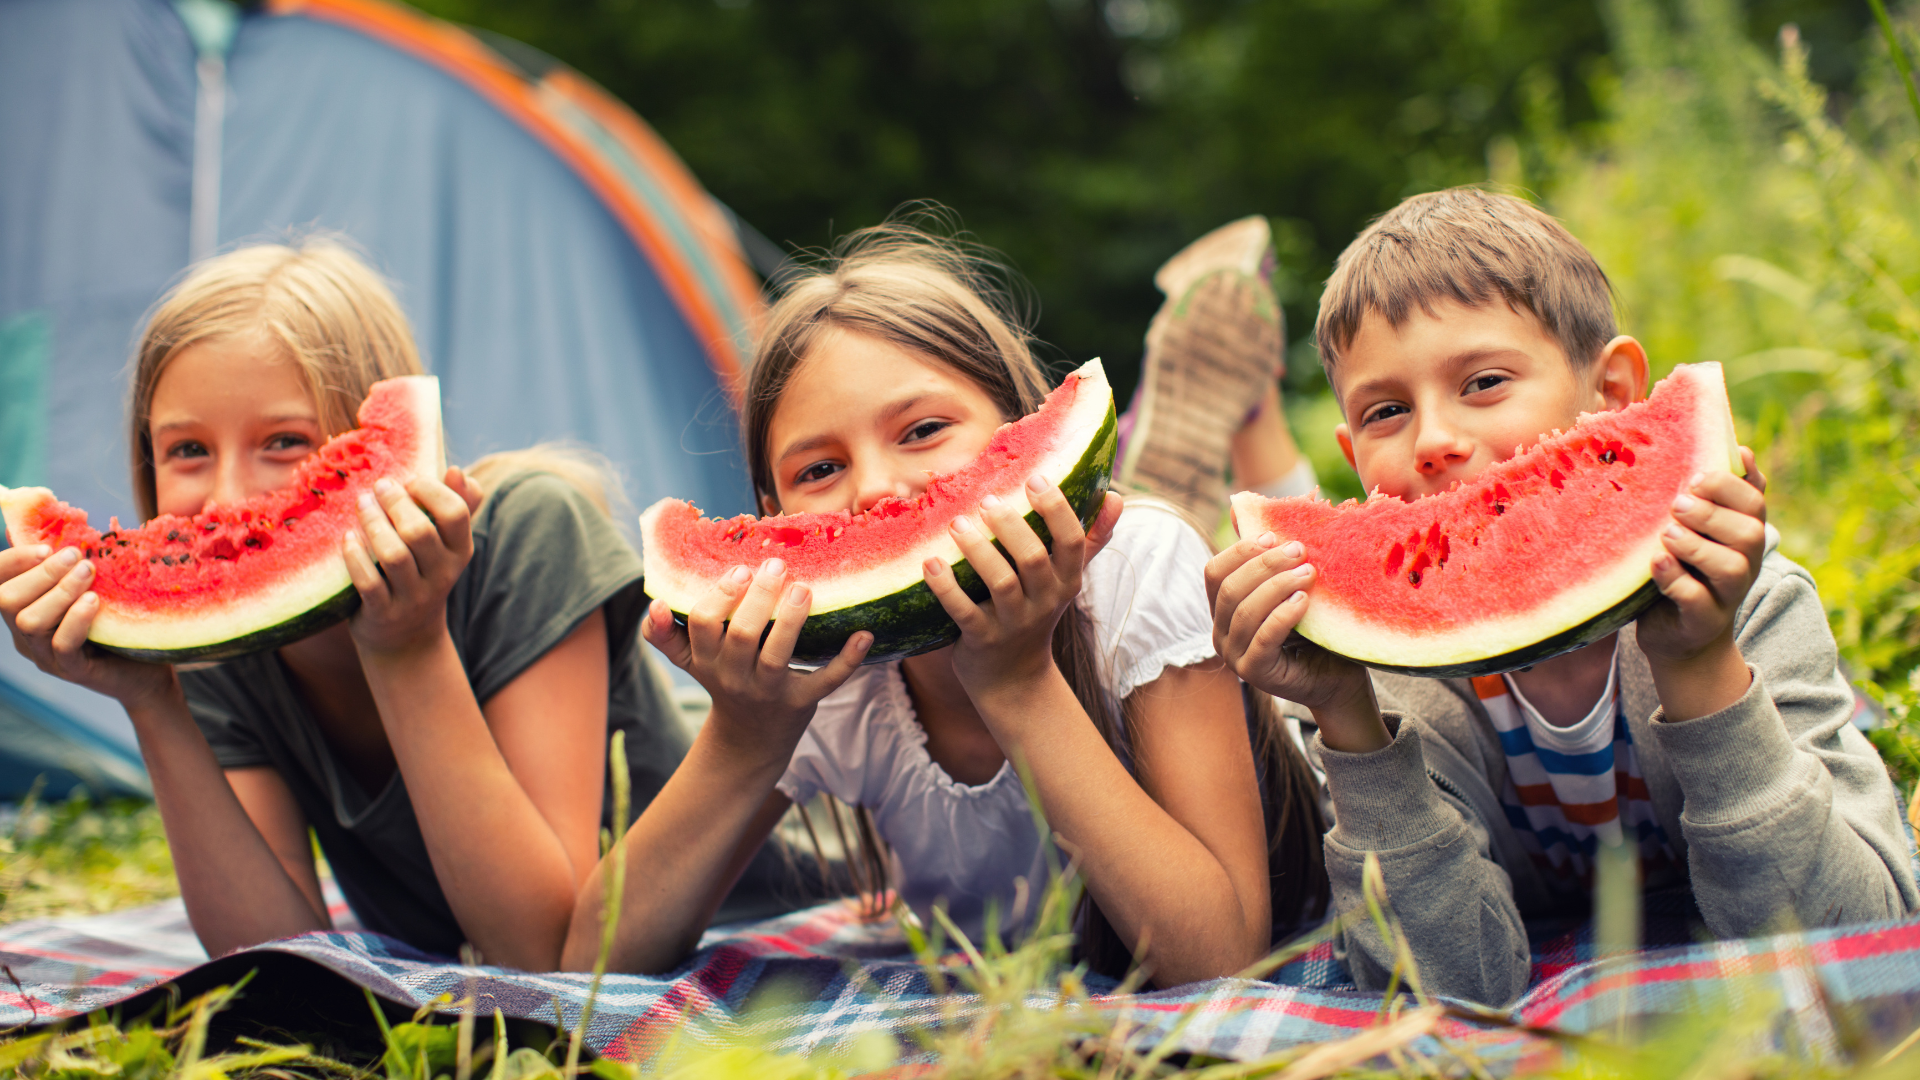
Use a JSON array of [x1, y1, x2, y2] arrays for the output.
[[1116, 216, 1284, 526]]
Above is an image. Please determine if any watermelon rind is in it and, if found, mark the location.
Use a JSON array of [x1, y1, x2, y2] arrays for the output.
[[0, 376, 443, 664], [644, 359, 1117, 665], [1233, 362, 1740, 679]]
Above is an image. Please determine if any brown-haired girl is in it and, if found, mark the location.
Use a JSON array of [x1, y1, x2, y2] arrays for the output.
[[0, 238, 689, 970], [565, 220, 1327, 986]]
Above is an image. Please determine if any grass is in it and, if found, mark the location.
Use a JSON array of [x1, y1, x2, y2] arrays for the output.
[[7, 1, 1920, 1075]]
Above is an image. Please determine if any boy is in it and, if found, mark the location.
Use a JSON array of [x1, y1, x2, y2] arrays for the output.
[[1206, 187, 1917, 1005]]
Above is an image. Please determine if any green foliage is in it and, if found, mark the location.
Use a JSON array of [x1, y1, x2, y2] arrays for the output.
[[406, 0, 1882, 399], [1528, 0, 1920, 793], [0, 789, 176, 921]]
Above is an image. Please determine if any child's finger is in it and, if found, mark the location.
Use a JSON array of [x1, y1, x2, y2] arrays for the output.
[[757, 583, 813, 675], [1083, 491, 1124, 564], [719, 559, 787, 666], [1, 546, 76, 619], [342, 531, 391, 606], [923, 556, 990, 636], [0, 544, 54, 585], [375, 478, 446, 568], [1683, 471, 1766, 526], [1659, 522, 1749, 598], [12, 557, 94, 638], [1224, 562, 1314, 662], [1650, 549, 1712, 612], [50, 590, 101, 659], [1205, 534, 1275, 610], [1211, 539, 1307, 645], [641, 600, 695, 671], [804, 630, 873, 699], [687, 565, 752, 662], [1243, 588, 1311, 673], [407, 476, 475, 555], [356, 491, 419, 582], [982, 493, 1054, 590], [447, 467, 487, 515], [1022, 476, 1088, 579], [1738, 447, 1767, 495], [1668, 487, 1764, 566], [948, 514, 1021, 606]]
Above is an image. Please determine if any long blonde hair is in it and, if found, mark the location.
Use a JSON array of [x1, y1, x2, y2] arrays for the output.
[[130, 238, 618, 519], [745, 214, 1327, 973]]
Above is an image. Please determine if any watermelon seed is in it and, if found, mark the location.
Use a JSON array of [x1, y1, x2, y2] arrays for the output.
[[166, 530, 180, 542], [1408, 570, 1422, 586], [1600, 449, 1617, 464], [1493, 503, 1506, 515]]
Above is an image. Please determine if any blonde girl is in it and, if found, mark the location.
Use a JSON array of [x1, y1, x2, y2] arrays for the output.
[[0, 239, 689, 969], [564, 222, 1327, 986]]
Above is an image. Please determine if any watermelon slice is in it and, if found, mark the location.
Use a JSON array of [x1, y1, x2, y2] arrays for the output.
[[1231, 362, 1742, 678], [0, 377, 444, 663], [640, 358, 1118, 664]]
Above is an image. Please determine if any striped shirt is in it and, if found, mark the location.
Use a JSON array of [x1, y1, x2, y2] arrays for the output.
[[1472, 649, 1678, 886]]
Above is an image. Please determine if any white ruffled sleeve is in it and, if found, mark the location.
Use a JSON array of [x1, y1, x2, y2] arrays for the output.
[[1079, 501, 1218, 699]]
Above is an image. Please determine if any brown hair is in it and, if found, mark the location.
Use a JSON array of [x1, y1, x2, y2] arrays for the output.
[[1314, 187, 1616, 371], [745, 215, 1327, 975]]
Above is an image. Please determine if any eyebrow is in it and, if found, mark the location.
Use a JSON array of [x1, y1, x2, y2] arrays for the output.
[[1345, 347, 1531, 401], [773, 394, 936, 461], [151, 413, 319, 437]]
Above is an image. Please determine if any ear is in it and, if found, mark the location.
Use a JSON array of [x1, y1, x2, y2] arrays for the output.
[[1335, 423, 1358, 471], [759, 492, 781, 516], [1591, 336, 1649, 412]]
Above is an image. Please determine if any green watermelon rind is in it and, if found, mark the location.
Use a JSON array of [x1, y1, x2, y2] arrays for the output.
[[94, 586, 363, 664], [671, 401, 1118, 666]]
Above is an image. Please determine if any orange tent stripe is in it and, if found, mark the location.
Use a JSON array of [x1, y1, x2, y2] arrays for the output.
[[265, 0, 749, 397]]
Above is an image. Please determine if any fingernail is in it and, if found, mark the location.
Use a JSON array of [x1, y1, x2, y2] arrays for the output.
[[1665, 522, 1686, 540], [787, 584, 810, 607], [729, 565, 752, 585], [951, 515, 974, 534], [30, 545, 50, 559], [924, 557, 944, 577], [1296, 562, 1315, 579], [53, 547, 80, 567], [75, 560, 93, 579], [358, 492, 377, 513], [1282, 541, 1305, 558], [1256, 532, 1276, 548], [1688, 473, 1704, 488], [1672, 492, 1696, 512], [375, 478, 398, 496], [981, 493, 1001, 510], [1026, 474, 1048, 494], [761, 557, 785, 577]]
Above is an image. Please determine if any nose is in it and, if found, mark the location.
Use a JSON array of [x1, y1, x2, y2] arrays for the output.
[[851, 462, 916, 514], [1412, 414, 1474, 477], [207, 450, 254, 509]]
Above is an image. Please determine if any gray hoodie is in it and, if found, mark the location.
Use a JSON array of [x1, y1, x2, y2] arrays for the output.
[[1298, 538, 1919, 1006]]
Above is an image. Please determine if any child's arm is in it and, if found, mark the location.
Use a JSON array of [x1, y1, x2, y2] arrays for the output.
[[1637, 455, 1919, 931], [0, 546, 332, 952], [923, 479, 1273, 986], [1206, 535, 1534, 1004], [343, 470, 629, 971], [562, 561, 871, 973]]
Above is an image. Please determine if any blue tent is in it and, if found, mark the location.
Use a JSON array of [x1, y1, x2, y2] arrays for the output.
[[0, 0, 766, 798]]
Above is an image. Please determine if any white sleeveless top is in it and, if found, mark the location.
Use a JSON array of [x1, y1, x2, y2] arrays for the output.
[[776, 503, 1217, 939]]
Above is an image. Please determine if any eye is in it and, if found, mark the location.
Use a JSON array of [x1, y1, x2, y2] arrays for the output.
[[164, 440, 209, 461], [902, 419, 951, 444], [1361, 403, 1408, 427], [265, 433, 313, 453], [795, 460, 841, 485], [1465, 373, 1508, 395]]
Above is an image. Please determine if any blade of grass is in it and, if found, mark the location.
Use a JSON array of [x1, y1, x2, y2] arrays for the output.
[[566, 730, 632, 1076], [1868, 0, 1920, 130]]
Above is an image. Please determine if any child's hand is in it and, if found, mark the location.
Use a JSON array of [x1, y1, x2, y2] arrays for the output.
[[0, 545, 178, 710], [343, 467, 476, 656], [1636, 449, 1768, 717], [923, 477, 1123, 698], [1206, 533, 1386, 752], [643, 559, 871, 759]]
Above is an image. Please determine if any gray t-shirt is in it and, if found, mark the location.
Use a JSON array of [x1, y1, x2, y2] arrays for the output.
[[182, 471, 689, 957]]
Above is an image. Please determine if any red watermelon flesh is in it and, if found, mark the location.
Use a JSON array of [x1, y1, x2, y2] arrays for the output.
[[1230, 362, 1742, 677], [640, 358, 1117, 663], [0, 376, 444, 663]]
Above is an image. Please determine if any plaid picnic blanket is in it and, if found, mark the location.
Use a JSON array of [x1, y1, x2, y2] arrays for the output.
[[5, 889, 1920, 1071]]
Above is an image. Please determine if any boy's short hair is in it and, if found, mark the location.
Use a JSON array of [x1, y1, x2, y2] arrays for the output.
[[1314, 187, 1616, 372]]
